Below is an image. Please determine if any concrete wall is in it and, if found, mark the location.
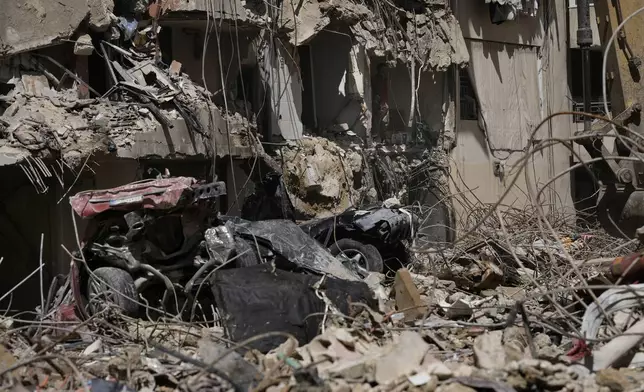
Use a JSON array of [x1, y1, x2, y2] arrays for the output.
[[265, 42, 304, 140], [451, 1, 575, 227]]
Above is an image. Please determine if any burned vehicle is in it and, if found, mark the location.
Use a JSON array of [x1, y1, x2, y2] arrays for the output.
[[69, 176, 360, 319], [242, 172, 417, 274], [69, 177, 234, 318]]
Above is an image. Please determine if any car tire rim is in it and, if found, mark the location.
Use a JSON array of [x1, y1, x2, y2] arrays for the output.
[[339, 249, 370, 276]]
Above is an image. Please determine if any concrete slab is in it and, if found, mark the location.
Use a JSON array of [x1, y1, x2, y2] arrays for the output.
[[1, 0, 90, 55]]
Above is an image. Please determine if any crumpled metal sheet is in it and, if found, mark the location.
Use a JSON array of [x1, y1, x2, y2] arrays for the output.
[[235, 219, 360, 281], [70, 177, 197, 219]]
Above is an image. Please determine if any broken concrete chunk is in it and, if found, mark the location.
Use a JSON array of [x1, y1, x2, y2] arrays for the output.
[[263, 337, 298, 370], [423, 353, 453, 379], [169, 60, 182, 76], [88, 0, 115, 32], [82, 339, 103, 356], [13, 125, 46, 150], [93, 113, 110, 128], [473, 330, 505, 370], [198, 338, 260, 390], [393, 268, 427, 322], [2, 0, 91, 56], [474, 327, 529, 370], [21, 75, 50, 96], [74, 34, 94, 56], [408, 372, 437, 388], [474, 261, 504, 289], [596, 368, 641, 392], [329, 357, 374, 380], [374, 331, 429, 385], [502, 327, 529, 362], [442, 298, 473, 319]]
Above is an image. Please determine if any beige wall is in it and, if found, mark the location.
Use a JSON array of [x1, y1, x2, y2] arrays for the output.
[[451, 1, 575, 228]]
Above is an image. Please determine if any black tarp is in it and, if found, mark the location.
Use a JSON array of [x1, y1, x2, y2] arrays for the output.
[[211, 264, 376, 353]]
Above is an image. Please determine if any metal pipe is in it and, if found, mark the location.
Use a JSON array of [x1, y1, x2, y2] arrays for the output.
[[577, 0, 593, 132]]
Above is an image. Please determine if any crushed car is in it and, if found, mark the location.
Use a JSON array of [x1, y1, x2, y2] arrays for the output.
[[67, 176, 362, 320], [299, 206, 416, 274]]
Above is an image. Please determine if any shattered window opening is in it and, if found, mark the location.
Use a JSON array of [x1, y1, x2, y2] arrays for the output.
[[569, 48, 610, 122], [459, 70, 478, 121]]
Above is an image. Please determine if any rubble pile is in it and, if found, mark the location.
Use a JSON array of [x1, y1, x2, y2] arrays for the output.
[[279, 137, 377, 218], [0, 44, 255, 167], [291, 0, 469, 70], [1, 205, 644, 392], [0, 71, 158, 164]]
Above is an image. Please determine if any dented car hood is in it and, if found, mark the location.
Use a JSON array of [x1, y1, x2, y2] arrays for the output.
[[234, 219, 361, 281], [70, 177, 198, 219]]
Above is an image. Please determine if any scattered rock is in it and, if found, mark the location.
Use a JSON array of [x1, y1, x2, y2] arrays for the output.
[[21, 74, 50, 96], [474, 328, 528, 370], [74, 34, 94, 55], [436, 383, 476, 392], [374, 331, 430, 385], [596, 369, 639, 392]]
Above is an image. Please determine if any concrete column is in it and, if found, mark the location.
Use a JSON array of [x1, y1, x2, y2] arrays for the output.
[[346, 43, 373, 146], [266, 41, 304, 140]]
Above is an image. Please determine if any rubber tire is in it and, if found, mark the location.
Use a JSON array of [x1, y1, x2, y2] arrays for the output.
[[232, 238, 261, 268], [87, 267, 139, 316], [328, 238, 384, 273]]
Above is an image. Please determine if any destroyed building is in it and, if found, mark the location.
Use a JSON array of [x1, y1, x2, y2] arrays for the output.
[[0, 0, 583, 313], [5, 2, 644, 391]]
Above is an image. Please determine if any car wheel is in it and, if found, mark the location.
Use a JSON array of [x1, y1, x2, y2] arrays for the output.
[[328, 238, 384, 273], [232, 238, 261, 267], [87, 267, 139, 316]]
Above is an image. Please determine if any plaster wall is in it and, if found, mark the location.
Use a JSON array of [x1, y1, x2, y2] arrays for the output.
[[451, 1, 574, 229]]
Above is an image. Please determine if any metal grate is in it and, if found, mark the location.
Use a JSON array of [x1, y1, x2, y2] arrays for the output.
[[572, 99, 611, 123], [459, 71, 478, 121]]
